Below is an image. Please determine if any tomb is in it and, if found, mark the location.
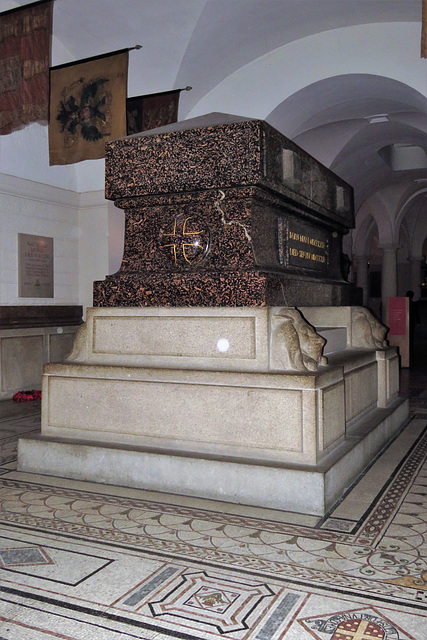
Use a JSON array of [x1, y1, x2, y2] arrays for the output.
[[18, 114, 408, 515], [94, 113, 359, 308]]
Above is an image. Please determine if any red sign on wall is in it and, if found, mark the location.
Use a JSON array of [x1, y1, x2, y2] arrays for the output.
[[388, 297, 407, 335]]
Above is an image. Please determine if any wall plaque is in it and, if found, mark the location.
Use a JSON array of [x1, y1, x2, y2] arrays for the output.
[[18, 234, 54, 298], [278, 219, 329, 272]]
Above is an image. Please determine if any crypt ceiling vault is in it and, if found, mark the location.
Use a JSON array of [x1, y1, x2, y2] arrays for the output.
[[2, 0, 427, 259]]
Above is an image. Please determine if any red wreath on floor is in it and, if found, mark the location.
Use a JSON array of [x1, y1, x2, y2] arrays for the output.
[[12, 390, 42, 402]]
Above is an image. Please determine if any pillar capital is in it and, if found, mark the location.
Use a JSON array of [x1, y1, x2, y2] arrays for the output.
[[378, 242, 400, 253]]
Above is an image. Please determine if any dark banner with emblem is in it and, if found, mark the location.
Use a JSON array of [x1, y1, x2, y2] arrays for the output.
[[0, 0, 53, 135], [49, 50, 128, 165], [126, 89, 179, 135]]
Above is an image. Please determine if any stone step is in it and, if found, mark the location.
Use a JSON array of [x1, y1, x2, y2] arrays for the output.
[[18, 397, 409, 516]]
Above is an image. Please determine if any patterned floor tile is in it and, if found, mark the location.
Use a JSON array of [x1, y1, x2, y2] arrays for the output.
[[0, 394, 426, 639]]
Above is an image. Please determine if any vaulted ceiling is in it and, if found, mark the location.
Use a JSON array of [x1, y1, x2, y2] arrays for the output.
[[3, 0, 427, 234]]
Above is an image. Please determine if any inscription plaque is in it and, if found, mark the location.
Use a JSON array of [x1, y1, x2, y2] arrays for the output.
[[278, 219, 329, 272], [388, 297, 407, 335], [18, 233, 54, 298]]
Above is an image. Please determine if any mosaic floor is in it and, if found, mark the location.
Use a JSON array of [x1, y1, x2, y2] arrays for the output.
[[1, 381, 427, 639]]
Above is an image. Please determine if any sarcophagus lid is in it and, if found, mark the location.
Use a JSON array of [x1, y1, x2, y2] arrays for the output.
[[105, 112, 354, 230]]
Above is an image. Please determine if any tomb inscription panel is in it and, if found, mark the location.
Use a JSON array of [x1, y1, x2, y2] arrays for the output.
[[278, 218, 329, 273]]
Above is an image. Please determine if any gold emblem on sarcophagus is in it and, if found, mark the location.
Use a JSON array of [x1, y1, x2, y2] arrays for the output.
[[160, 214, 210, 267]]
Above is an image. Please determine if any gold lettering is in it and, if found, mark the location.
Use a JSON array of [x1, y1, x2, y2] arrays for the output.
[[309, 238, 325, 249], [289, 231, 326, 248], [311, 253, 326, 263]]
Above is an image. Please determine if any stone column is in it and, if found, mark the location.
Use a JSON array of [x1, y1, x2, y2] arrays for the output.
[[409, 256, 423, 299], [354, 254, 369, 306], [380, 243, 398, 320]]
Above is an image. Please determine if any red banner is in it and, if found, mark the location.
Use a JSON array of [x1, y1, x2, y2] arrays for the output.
[[126, 90, 180, 135], [0, 0, 53, 135]]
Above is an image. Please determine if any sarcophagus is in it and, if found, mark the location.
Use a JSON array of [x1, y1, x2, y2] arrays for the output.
[[94, 112, 359, 307]]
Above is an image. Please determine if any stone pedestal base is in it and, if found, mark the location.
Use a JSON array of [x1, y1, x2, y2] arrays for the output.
[[19, 397, 407, 515], [18, 306, 408, 515]]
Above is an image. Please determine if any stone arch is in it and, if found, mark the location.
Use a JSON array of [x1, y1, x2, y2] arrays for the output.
[[267, 74, 426, 168], [354, 193, 394, 252], [187, 23, 426, 123], [395, 189, 427, 257], [353, 213, 377, 258]]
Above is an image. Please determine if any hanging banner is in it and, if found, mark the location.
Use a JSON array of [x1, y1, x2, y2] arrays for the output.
[[0, 0, 53, 135], [49, 50, 128, 165], [126, 89, 180, 135]]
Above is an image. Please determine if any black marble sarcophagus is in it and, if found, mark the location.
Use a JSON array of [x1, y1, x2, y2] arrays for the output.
[[94, 113, 360, 307]]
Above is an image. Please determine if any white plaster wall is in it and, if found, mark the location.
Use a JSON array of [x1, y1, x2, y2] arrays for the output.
[[0, 174, 112, 314], [0, 173, 79, 305], [77, 191, 112, 314], [0, 121, 107, 194]]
